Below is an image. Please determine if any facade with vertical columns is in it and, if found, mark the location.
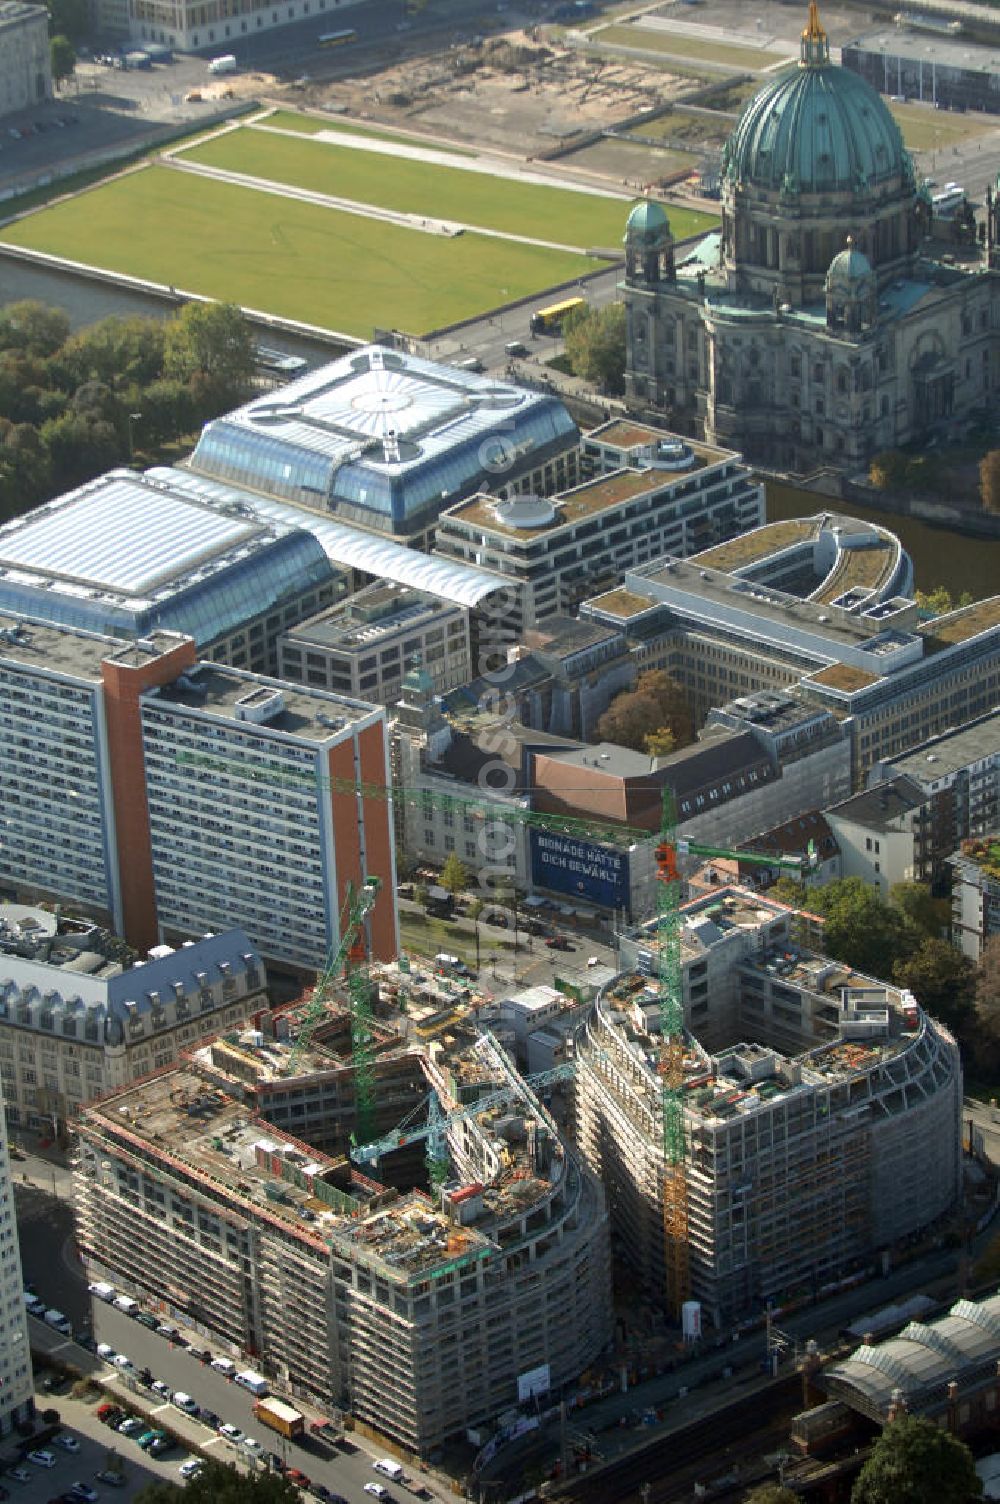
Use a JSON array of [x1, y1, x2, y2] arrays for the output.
[[623, 2, 1000, 472]]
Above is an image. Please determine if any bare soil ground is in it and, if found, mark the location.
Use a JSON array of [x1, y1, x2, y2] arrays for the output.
[[284, 31, 704, 158]]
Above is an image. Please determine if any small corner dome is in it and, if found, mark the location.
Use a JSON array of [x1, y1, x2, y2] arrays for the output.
[[826, 239, 872, 288], [624, 199, 671, 245]]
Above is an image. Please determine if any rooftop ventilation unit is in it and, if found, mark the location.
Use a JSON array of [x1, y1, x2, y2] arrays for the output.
[[234, 687, 285, 724]]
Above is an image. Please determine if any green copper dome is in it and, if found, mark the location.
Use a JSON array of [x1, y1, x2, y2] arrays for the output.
[[624, 199, 670, 243], [723, 5, 909, 196], [827, 240, 872, 283]]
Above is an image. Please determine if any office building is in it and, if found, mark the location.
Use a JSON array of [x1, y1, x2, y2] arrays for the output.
[[0, 615, 397, 972], [74, 1028, 611, 1454], [583, 514, 1000, 786], [869, 710, 1000, 845], [0, 469, 343, 674], [0, 907, 267, 1136], [949, 839, 1000, 961], [279, 584, 470, 705], [434, 431, 762, 633], [574, 886, 962, 1325], [449, 615, 635, 742], [843, 27, 1000, 116], [0, 2, 50, 120], [623, 3, 999, 469], [189, 345, 580, 549]]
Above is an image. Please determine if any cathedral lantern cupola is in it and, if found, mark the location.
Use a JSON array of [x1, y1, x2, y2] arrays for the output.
[[624, 199, 674, 285], [825, 237, 877, 333]]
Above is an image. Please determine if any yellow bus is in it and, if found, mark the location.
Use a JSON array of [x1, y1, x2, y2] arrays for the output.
[[530, 296, 586, 335]]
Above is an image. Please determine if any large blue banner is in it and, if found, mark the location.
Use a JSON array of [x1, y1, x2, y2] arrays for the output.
[[530, 829, 630, 909]]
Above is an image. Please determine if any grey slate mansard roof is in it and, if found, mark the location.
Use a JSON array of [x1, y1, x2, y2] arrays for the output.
[[187, 345, 579, 534]]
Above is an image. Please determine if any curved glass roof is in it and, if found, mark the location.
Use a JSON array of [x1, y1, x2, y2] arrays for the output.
[[189, 345, 578, 532], [0, 469, 336, 644], [152, 467, 510, 610]]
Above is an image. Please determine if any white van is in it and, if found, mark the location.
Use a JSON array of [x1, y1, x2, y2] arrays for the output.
[[112, 1295, 139, 1316], [373, 1459, 405, 1482], [88, 1281, 115, 1303], [234, 1369, 269, 1397], [211, 1357, 237, 1376], [207, 52, 237, 74]]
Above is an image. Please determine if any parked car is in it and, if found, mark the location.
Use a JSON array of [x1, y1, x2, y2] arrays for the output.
[[95, 1471, 127, 1487], [150, 1380, 172, 1398], [56, 1435, 80, 1452], [149, 1438, 172, 1457], [98, 1406, 125, 1427], [112, 1354, 133, 1370], [96, 1343, 115, 1361], [26, 1451, 56, 1467], [171, 1392, 198, 1414], [218, 1424, 243, 1443], [135, 1312, 159, 1330], [188, 1347, 211, 1363], [5, 1469, 29, 1484], [179, 1459, 204, 1479], [286, 1469, 311, 1489], [118, 1418, 145, 1436], [156, 1324, 181, 1341], [545, 936, 572, 950], [68, 1485, 100, 1503], [197, 1408, 220, 1428]]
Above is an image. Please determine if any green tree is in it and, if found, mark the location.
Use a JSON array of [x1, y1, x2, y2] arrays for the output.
[[562, 302, 626, 394], [850, 1414, 981, 1504], [0, 300, 71, 357], [164, 301, 256, 399], [980, 449, 1000, 515], [50, 33, 76, 84], [889, 880, 948, 940], [893, 937, 976, 1037], [38, 410, 120, 492], [816, 877, 910, 977], [62, 314, 167, 388], [440, 851, 469, 896], [135, 1458, 304, 1502]]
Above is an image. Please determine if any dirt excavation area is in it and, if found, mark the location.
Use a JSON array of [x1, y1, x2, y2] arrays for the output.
[[285, 34, 696, 156]]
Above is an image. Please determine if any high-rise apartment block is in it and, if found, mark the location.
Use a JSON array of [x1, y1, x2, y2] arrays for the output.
[[0, 1081, 32, 1436], [0, 616, 396, 972]]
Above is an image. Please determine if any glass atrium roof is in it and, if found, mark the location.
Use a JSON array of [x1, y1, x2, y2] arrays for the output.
[[189, 345, 578, 532], [0, 469, 336, 644]]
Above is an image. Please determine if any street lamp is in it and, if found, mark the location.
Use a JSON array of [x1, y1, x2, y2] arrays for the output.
[[127, 412, 142, 462]]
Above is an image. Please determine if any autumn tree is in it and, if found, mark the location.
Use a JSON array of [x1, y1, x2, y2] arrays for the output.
[[980, 449, 1000, 514], [744, 1487, 799, 1504], [596, 669, 693, 753], [0, 300, 71, 357], [915, 586, 974, 615], [850, 1414, 981, 1504]]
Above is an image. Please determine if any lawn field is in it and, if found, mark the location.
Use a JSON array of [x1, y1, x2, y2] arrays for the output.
[[595, 23, 789, 71], [260, 110, 474, 154], [178, 126, 648, 247], [888, 100, 995, 151], [0, 166, 594, 337]]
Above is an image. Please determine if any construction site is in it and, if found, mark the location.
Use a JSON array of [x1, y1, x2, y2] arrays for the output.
[[575, 885, 964, 1328], [73, 992, 611, 1455]]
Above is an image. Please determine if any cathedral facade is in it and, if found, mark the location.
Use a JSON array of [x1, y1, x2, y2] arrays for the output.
[[622, 2, 1000, 473]]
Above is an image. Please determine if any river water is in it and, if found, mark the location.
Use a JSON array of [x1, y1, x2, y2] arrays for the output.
[[766, 479, 1000, 603]]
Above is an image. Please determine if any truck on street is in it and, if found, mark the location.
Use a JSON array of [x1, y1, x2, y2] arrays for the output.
[[253, 1398, 305, 1440]]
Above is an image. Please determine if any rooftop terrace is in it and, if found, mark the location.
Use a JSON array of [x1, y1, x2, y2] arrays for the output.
[[918, 598, 1000, 652]]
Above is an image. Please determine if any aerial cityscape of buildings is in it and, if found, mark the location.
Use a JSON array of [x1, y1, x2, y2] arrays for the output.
[[3, 0, 1000, 1494]]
